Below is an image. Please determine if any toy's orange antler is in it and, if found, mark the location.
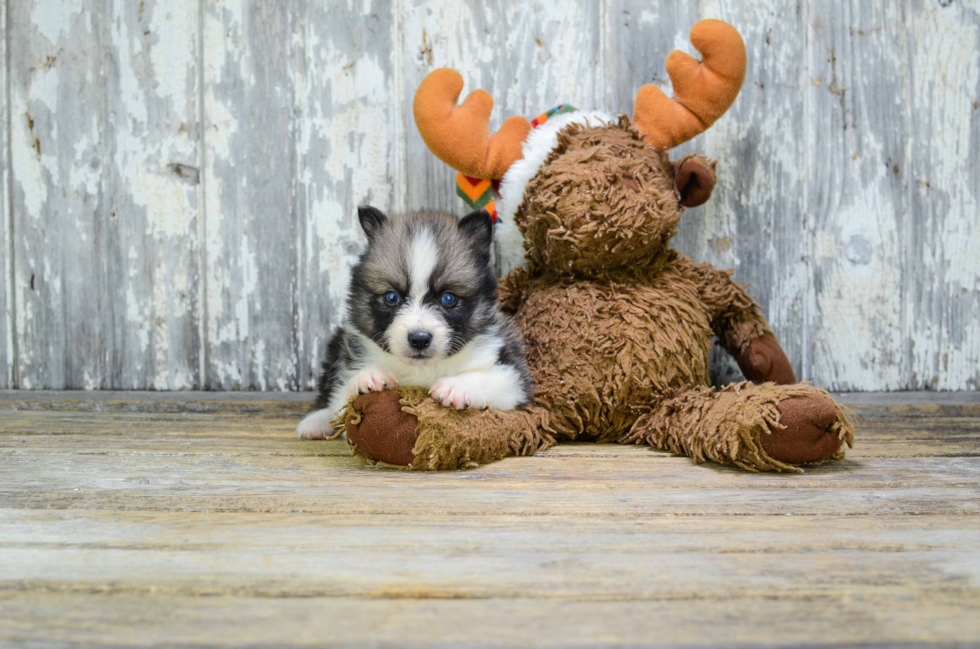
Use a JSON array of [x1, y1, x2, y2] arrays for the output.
[[632, 20, 747, 150], [413, 68, 532, 180]]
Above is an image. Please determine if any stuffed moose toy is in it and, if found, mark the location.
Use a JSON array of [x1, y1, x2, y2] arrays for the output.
[[339, 19, 854, 472]]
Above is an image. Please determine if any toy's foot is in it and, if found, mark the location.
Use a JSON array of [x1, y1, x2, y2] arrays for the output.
[[763, 393, 843, 464], [344, 388, 555, 470], [626, 382, 852, 472], [345, 390, 418, 466]]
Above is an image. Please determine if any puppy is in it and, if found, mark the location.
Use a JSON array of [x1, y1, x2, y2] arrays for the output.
[[296, 207, 534, 440]]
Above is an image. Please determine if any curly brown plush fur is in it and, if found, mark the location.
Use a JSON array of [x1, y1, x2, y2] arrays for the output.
[[340, 117, 853, 472], [333, 21, 858, 472], [515, 117, 683, 275]]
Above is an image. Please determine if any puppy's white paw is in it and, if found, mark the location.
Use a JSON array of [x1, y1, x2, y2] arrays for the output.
[[296, 409, 337, 440], [353, 368, 398, 395], [429, 376, 488, 411]]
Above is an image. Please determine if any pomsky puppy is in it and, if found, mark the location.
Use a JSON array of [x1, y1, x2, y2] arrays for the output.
[[296, 207, 534, 440]]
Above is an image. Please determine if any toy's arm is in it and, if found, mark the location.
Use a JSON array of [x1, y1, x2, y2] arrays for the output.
[[682, 256, 797, 385]]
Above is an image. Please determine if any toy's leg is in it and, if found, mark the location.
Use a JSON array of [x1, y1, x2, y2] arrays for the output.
[[624, 382, 854, 472], [341, 388, 556, 470]]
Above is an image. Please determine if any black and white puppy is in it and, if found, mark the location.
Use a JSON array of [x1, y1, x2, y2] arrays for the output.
[[296, 207, 534, 440]]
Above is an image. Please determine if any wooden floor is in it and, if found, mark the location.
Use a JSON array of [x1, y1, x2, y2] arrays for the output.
[[1, 391, 979, 647]]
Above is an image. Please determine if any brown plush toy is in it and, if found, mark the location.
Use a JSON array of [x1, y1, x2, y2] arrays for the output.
[[341, 20, 854, 472]]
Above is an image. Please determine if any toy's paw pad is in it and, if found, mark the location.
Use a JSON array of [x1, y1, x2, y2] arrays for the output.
[[763, 394, 843, 464], [346, 390, 418, 466], [295, 409, 336, 440], [430, 376, 486, 410], [353, 368, 398, 395]]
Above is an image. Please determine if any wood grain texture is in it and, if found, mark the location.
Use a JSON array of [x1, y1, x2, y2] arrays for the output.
[[9, 0, 109, 389], [2, 0, 980, 390], [806, 2, 910, 390], [103, 0, 202, 390], [2, 593, 978, 647], [0, 392, 979, 645], [1, 0, 10, 390], [202, 0, 298, 390], [907, 0, 980, 391], [293, 1, 400, 389], [2, 406, 980, 517], [2, 510, 978, 601]]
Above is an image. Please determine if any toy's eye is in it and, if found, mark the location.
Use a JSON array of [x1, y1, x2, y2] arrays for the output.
[[383, 290, 400, 305], [440, 292, 457, 307]]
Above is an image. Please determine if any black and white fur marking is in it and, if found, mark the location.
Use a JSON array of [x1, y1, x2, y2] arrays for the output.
[[296, 208, 534, 440]]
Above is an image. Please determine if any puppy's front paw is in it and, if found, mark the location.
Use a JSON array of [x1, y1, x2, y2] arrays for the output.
[[353, 368, 398, 395], [430, 376, 487, 411], [296, 409, 336, 440]]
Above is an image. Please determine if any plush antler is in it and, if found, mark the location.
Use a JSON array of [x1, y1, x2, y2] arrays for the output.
[[413, 68, 532, 180], [633, 20, 746, 150]]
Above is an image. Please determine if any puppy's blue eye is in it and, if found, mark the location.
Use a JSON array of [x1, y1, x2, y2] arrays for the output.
[[440, 292, 457, 307], [384, 290, 400, 305]]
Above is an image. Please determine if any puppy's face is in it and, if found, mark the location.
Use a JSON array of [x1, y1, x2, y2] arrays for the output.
[[348, 208, 497, 364]]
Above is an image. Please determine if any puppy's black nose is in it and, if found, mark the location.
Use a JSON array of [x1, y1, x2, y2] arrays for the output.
[[408, 331, 432, 350]]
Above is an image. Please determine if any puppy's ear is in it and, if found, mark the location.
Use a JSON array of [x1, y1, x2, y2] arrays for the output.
[[458, 210, 493, 255], [358, 206, 387, 240]]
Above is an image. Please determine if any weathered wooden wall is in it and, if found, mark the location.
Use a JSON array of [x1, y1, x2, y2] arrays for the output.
[[2, 0, 978, 391]]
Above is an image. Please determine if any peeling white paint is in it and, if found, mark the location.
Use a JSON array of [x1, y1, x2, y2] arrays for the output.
[[907, 1, 980, 390], [5, 0, 980, 390], [147, 5, 196, 118], [1, 1, 10, 388], [31, 0, 84, 46]]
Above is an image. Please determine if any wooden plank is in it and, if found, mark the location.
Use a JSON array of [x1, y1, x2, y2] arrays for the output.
[[0, 389, 313, 413], [835, 390, 980, 408], [0, 4, 978, 394], [2, 389, 978, 413], [1, 592, 978, 647], [2, 433, 978, 516], [292, 1, 399, 389], [805, 1, 909, 390], [8, 0, 108, 389], [202, 0, 297, 390], [1, 510, 978, 601], [7, 1, 201, 390], [849, 415, 980, 457], [1, 408, 978, 459], [102, 0, 202, 389], [907, 0, 980, 390], [1, 396, 979, 644], [1, 0, 10, 390], [401, 0, 604, 213]]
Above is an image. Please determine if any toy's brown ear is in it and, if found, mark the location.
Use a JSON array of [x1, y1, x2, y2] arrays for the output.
[[674, 155, 717, 207]]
